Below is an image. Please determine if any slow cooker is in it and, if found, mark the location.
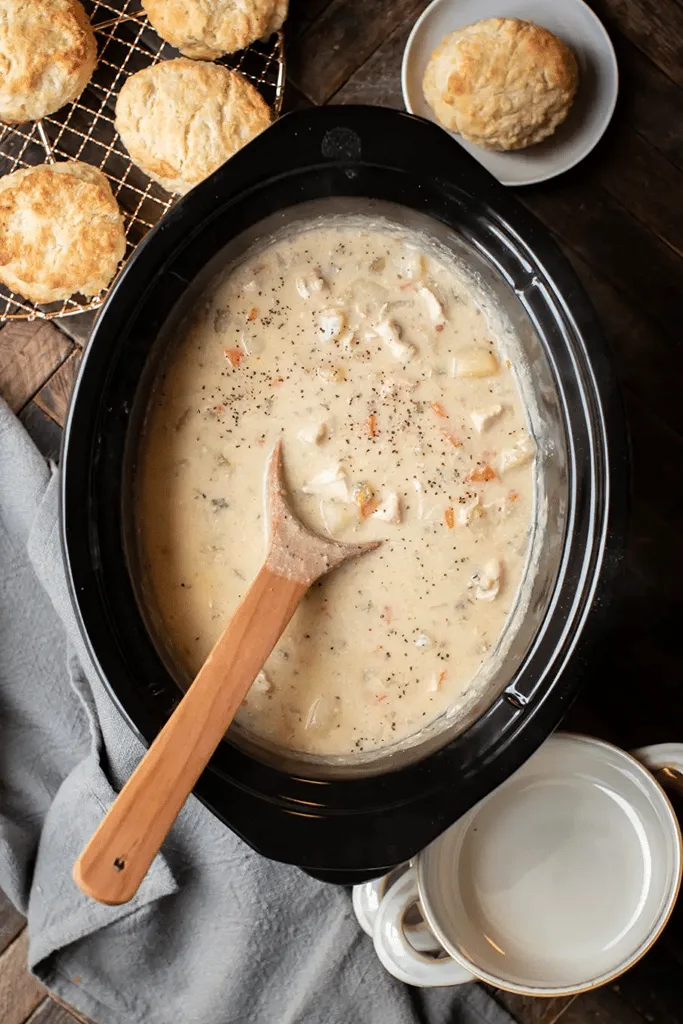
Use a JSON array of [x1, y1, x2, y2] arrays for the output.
[[61, 106, 628, 883]]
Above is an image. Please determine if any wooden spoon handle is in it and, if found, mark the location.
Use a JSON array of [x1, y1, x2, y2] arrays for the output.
[[73, 565, 307, 905]]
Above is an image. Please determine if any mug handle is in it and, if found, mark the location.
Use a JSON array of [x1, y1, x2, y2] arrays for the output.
[[372, 866, 474, 987], [632, 743, 683, 803]]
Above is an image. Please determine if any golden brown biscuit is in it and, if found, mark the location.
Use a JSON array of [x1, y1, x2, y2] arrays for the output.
[[142, 0, 288, 59], [423, 18, 579, 151], [0, 0, 97, 123], [115, 59, 272, 195], [0, 162, 126, 303]]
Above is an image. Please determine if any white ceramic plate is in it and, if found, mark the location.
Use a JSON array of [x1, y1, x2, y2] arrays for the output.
[[401, 0, 619, 186]]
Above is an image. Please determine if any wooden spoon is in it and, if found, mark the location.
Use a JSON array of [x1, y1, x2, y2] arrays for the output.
[[73, 441, 379, 905]]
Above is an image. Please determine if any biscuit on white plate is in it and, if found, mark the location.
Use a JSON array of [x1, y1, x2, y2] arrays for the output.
[[142, 0, 288, 59], [423, 18, 579, 151], [0, 0, 97, 123], [0, 163, 126, 304], [115, 59, 272, 195]]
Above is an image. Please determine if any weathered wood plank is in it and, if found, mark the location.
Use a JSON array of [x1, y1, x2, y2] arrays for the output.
[[562, 571, 679, 752], [0, 323, 72, 413], [565, 250, 682, 440], [626, 496, 682, 607], [562, 692, 622, 748], [490, 988, 575, 1024], [594, 125, 683, 255], [288, 0, 428, 104], [26, 1001, 72, 1024], [586, 0, 683, 88], [19, 403, 63, 463], [285, 0, 334, 38], [0, 891, 25, 959], [597, 514, 683, 749], [521, 176, 682, 346], [32, 996, 93, 1024], [614, 33, 683, 171], [627, 392, 683, 532], [51, 312, 97, 349], [281, 79, 315, 113], [612, 946, 683, 1024], [333, 16, 417, 106], [557, 985, 647, 1024], [0, 931, 44, 1024], [34, 350, 82, 430]]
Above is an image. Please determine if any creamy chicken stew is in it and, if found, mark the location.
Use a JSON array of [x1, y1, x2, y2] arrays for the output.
[[137, 218, 535, 758]]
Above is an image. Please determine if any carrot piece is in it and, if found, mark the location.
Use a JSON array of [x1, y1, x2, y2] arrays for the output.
[[271, 377, 284, 387], [368, 413, 377, 438], [431, 401, 447, 418], [224, 347, 243, 367], [435, 324, 444, 332], [399, 281, 414, 291], [439, 670, 447, 685], [508, 490, 520, 502], [444, 507, 455, 529], [442, 430, 463, 448], [467, 464, 497, 482], [247, 307, 258, 321]]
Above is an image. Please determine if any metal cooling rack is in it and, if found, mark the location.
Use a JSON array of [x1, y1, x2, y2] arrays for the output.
[[0, 0, 285, 322]]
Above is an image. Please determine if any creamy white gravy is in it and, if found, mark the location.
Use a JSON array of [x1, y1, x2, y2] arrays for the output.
[[137, 218, 535, 757]]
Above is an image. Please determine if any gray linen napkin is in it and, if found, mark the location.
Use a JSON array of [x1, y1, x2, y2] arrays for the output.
[[0, 397, 511, 1024]]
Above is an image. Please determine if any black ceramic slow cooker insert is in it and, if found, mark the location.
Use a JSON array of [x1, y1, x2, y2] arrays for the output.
[[61, 106, 628, 883]]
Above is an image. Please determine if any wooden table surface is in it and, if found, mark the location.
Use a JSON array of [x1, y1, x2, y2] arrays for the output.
[[2, 1, 683, 1022]]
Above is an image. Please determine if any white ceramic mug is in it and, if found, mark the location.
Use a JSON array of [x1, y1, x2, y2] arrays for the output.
[[366, 734, 683, 995]]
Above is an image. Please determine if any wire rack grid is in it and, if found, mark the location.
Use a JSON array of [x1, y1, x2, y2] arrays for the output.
[[0, 0, 285, 322]]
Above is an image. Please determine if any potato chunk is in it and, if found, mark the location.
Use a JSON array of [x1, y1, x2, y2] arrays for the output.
[[453, 348, 498, 378]]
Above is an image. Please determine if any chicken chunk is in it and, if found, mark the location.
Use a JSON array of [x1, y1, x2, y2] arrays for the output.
[[418, 286, 446, 328], [304, 695, 340, 733], [458, 497, 486, 527], [471, 559, 503, 601], [414, 632, 433, 648], [251, 669, 273, 694], [496, 433, 535, 474], [375, 319, 416, 363], [320, 500, 357, 535], [296, 269, 327, 299], [470, 404, 504, 433], [403, 249, 425, 282], [301, 463, 350, 501], [319, 309, 346, 343], [427, 670, 447, 692], [372, 491, 402, 524], [297, 421, 328, 445]]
